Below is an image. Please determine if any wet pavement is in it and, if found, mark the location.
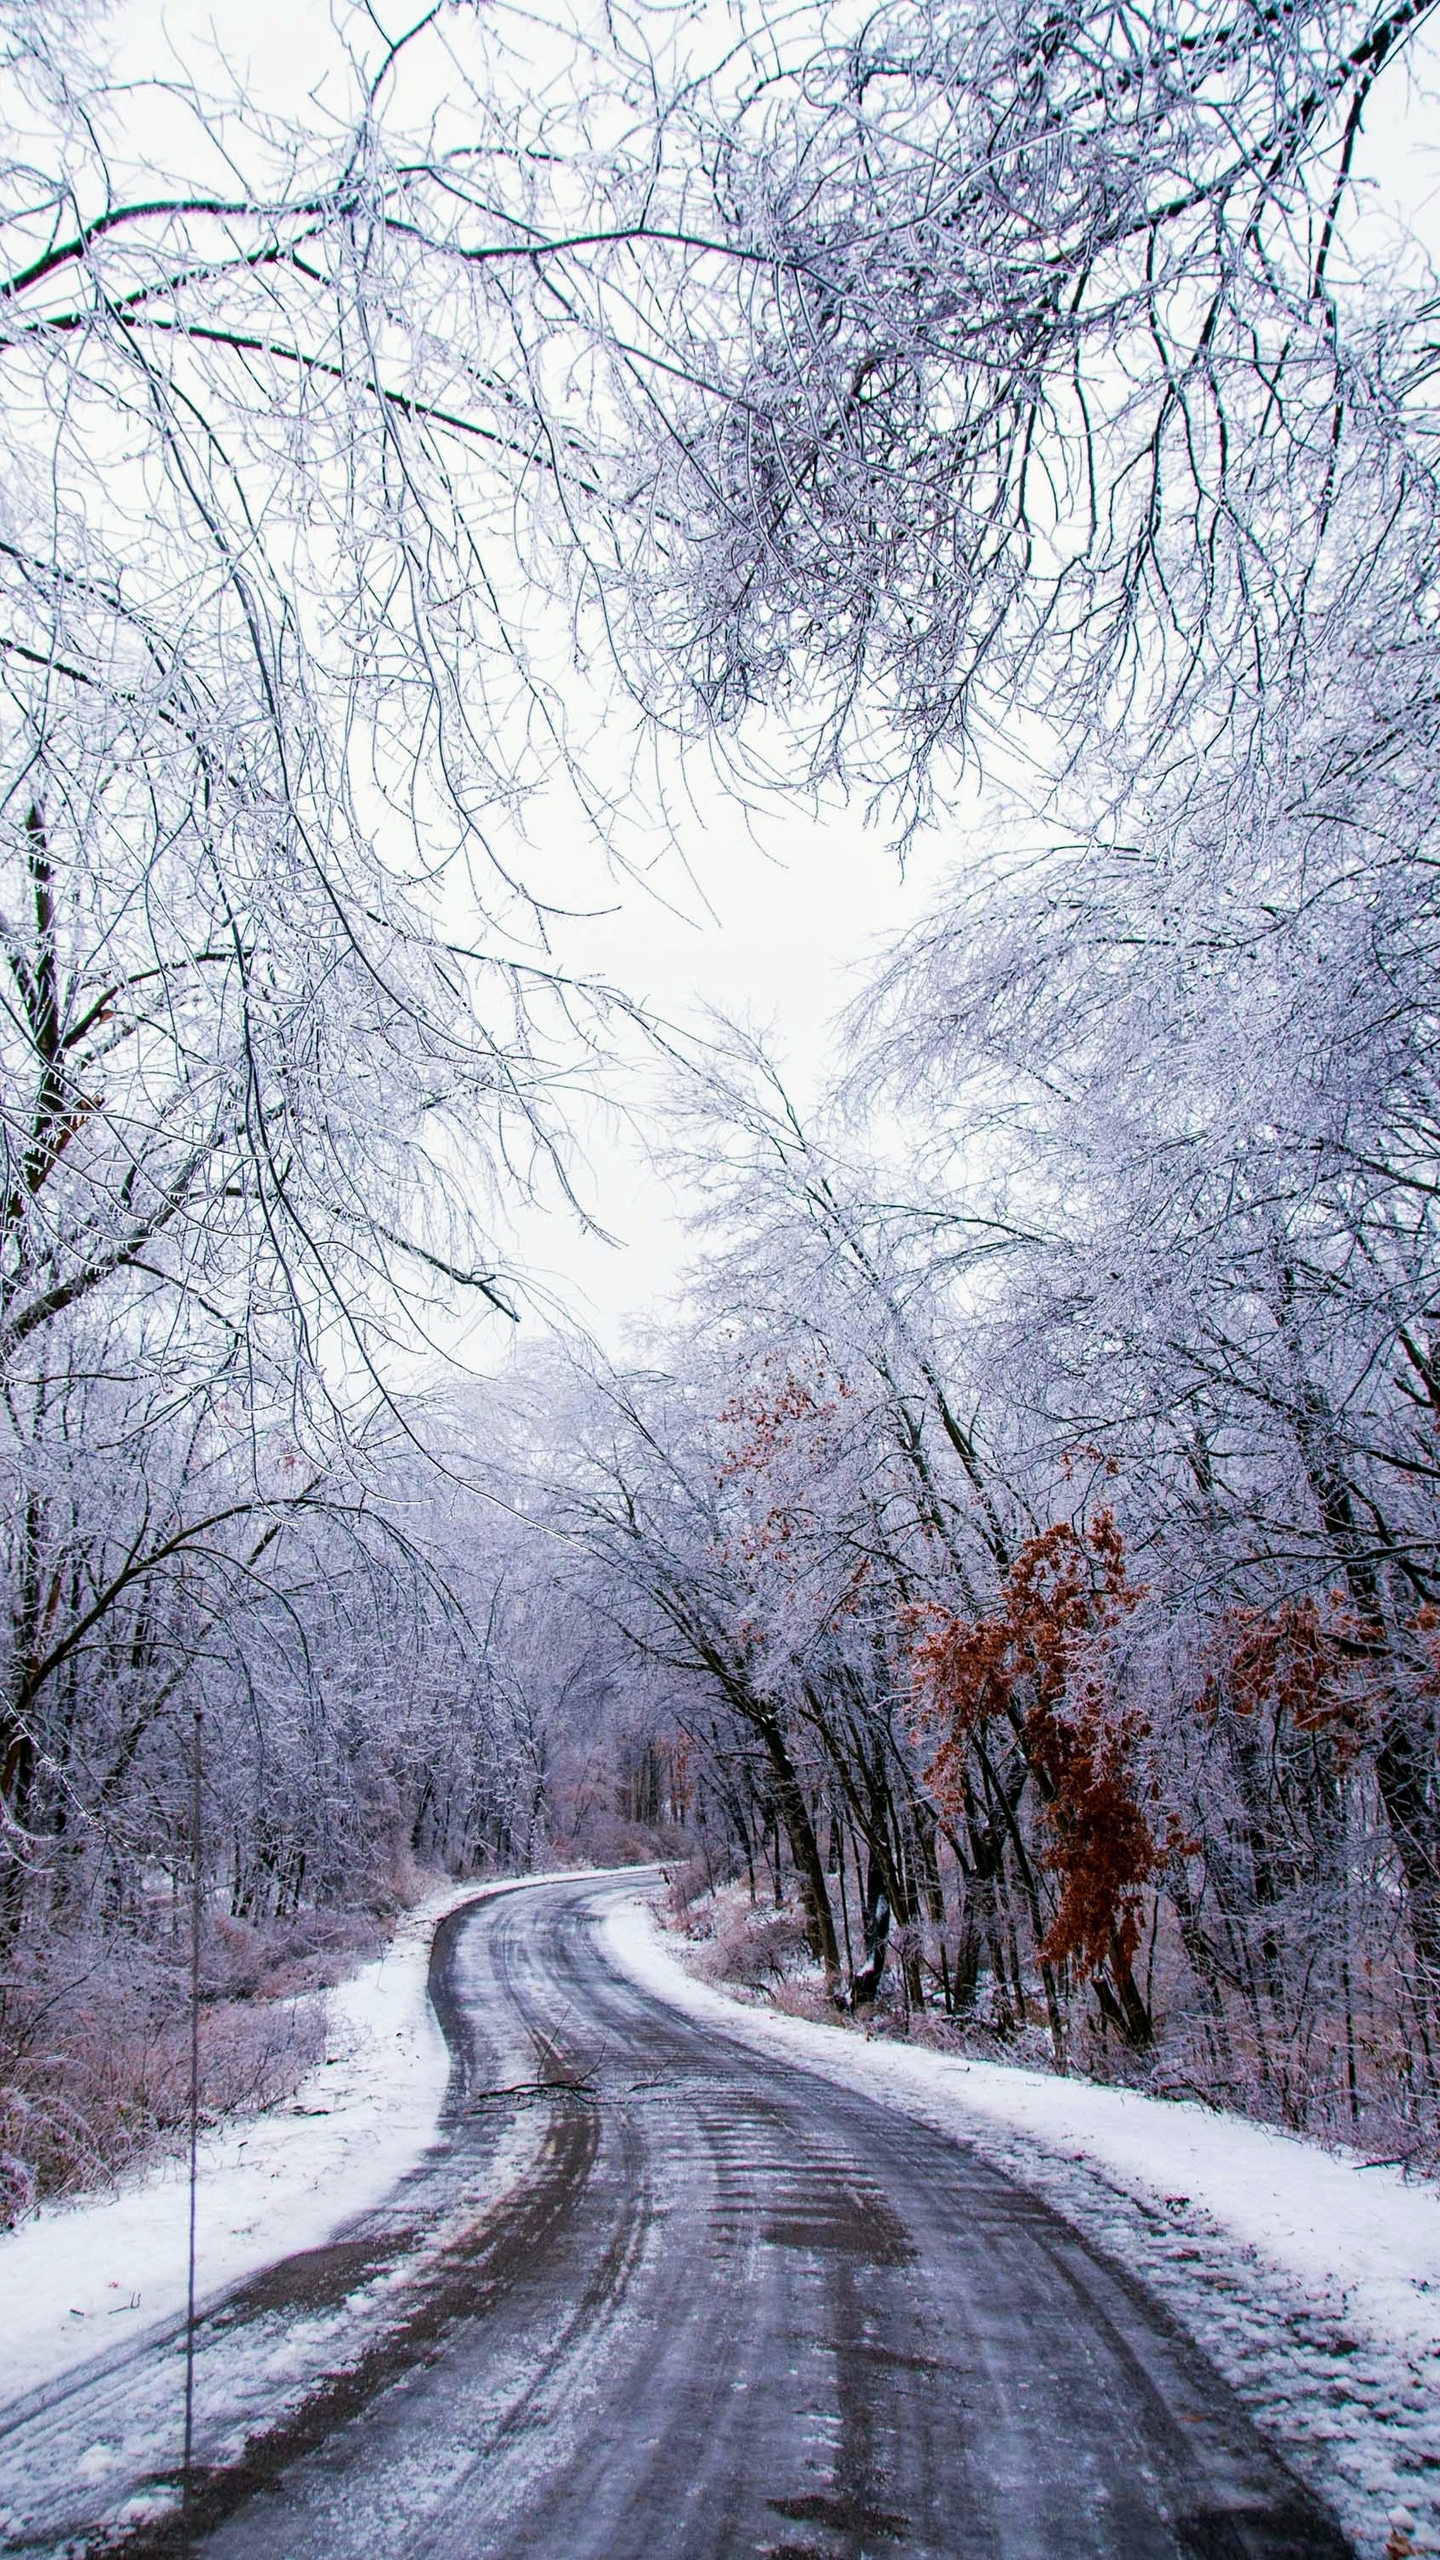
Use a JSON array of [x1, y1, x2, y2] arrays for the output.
[[0, 1874, 1353, 2558]]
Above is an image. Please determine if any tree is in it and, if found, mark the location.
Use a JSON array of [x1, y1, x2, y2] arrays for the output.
[[6, 0, 1440, 2167], [597, 0, 1440, 810]]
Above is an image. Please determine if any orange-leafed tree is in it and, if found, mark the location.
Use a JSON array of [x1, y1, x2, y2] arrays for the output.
[[910, 1515, 1166, 2048], [1201, 1595, 1370, 1743]]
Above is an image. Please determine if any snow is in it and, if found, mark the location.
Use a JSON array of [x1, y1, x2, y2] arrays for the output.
[[9, 1872, 1440, 2559], [0, 1870, 591, 2414], [604, 1894, 1440, 2560]]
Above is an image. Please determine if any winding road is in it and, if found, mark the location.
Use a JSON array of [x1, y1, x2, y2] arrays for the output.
[[2, 1874, 1351, 2558]]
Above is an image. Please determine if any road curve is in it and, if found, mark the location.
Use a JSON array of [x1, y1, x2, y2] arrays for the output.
[[18, 1874, 1352, 2559]]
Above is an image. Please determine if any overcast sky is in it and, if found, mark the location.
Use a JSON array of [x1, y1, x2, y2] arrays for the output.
[[501, 795, 960, 1348]]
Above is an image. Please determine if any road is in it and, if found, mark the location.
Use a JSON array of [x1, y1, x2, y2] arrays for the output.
[[1, 1873, 1350, 2558]]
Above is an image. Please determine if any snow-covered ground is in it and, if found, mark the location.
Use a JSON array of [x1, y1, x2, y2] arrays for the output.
[[605, 1896, 1440, 2560], [8, 1874, 1438, 2559], [0, 1870, 591, 2414]]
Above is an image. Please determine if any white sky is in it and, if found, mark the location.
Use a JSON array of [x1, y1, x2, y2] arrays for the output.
[[106, 0, 1440, 1354], [494, 796, 958, 1347]]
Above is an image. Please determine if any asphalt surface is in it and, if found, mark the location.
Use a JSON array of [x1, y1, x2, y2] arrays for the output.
[[2, 1874, 1352, 2558]]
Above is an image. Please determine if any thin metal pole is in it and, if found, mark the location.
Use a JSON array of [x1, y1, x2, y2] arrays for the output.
[[182, 1700, 202, 2532]]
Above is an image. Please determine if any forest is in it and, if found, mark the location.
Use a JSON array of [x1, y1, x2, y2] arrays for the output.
[[2, 0, 1439, 2215]]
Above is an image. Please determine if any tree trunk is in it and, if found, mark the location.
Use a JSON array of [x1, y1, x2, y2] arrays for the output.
[[757, 1714, 840, 1977]]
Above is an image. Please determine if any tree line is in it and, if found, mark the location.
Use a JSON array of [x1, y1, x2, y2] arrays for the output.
[[524, 958, 1440, 2152], [1, 0, 1436, 2195]]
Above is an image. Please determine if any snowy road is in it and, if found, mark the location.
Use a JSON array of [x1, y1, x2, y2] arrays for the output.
[[3, 1874, 1353, 2557]]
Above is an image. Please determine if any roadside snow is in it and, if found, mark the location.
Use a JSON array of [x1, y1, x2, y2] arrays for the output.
[[0, 1870, 588, 2413], [605, 1895, 1440, 2560]]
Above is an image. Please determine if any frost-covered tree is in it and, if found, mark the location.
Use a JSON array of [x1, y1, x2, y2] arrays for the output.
[[6, 0, 1440, 2172]]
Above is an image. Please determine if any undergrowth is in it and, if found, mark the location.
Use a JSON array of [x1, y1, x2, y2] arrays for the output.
[[0, 1906, 383, 2223]]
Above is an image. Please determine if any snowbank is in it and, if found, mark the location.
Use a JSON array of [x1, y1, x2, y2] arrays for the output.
[[605, 1896, 1440, 2558], [604, 1898, 1440, 2360], [0, 1871, 581, 2410]]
